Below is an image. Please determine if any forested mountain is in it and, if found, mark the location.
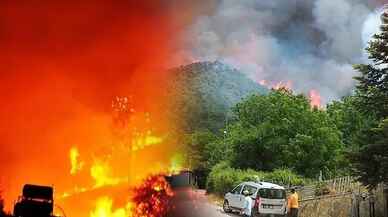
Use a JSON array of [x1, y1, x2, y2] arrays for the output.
[[167, 61, 268, 133]]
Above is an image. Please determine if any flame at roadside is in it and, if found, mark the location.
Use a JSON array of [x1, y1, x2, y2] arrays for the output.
[[88, 174, 174, 217], [90, 197, 133, 217]]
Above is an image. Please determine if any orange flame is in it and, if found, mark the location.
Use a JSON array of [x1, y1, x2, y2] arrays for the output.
[[309, 89, 322, 108], [259, 80, 293, 90], [90, 197, 133, 217]]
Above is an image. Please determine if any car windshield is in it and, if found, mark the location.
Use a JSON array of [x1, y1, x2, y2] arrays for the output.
[[258, 188, 286, 199]]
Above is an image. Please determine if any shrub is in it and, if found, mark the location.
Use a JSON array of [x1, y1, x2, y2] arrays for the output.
[[264, 169, 305, 186], [314, 182, 333, 196], [206, 162, 306, 195]]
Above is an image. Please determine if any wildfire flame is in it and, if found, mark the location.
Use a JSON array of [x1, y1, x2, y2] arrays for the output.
[[90, 197, 133, 217], [0, 1, 193, 215], [70, 146, 84, 175], [309, 89, 322, 108], [259, 80, 323, 109], [88, 174, 174, 217], [259, 80, 293, 90], [90, 160, 121, 188], [132, 175, 174, 217]]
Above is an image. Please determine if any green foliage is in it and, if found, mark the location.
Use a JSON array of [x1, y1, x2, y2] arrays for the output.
[[206, 162, 305, 195], [184, 130, 218, 171], [327, 96, 377, 149], [264, 168, 306, 186], [353, 25, 388, 119], [183, 130, 236, 188], [226, 89, 344, 177], [349, 24, 388, 188], [350, 119, 388, 189]]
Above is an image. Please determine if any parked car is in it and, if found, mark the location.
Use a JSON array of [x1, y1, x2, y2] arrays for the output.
[[223, 181, 287, 217]]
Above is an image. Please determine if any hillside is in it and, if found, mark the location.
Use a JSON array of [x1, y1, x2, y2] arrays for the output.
[[167, 61, 268, 133]]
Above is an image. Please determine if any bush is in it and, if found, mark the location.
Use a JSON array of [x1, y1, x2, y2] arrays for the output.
[[314, 182, 333, 196], [264, 169, 305, 186], [206, 162, 306, 195]]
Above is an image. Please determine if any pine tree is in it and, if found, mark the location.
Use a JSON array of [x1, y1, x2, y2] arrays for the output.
[[354, 20, 388, 119], [350, 10, 388, 189], [351, 119, 388, 189]]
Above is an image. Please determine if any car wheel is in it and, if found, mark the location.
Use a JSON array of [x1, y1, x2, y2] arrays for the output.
[[223, 200, 232, 213]]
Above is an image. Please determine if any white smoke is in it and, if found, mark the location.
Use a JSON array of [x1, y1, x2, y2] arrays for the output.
[[362, 6, 384, 46], [179, 0, 382, 104]]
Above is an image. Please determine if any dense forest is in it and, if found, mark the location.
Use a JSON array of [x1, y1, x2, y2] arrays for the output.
[[167, 61, 267, 134]]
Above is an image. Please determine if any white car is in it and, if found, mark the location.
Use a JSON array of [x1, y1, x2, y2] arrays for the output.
[[223, 181, 287, 217]]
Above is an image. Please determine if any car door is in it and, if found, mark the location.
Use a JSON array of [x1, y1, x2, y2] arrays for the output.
[[238, 184, 257, 210], [229, 184, 244, 208]]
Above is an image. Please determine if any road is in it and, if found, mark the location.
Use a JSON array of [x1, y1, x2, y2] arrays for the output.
[[168, 189, 240, 217]]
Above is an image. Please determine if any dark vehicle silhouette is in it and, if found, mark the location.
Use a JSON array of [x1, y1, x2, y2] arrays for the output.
[[13, 185, 54, 217], [165, 170, 197, 189]]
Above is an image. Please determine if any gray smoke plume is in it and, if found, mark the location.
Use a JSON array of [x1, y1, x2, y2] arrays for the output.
[[179, 0, 380, 104]]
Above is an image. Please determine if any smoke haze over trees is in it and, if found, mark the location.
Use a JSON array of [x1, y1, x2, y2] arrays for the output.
[[168, 61, 267, 133], [178, 0, 386, 104]]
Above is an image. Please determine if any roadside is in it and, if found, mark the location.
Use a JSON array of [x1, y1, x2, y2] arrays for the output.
[[169, 189, 240, 217]]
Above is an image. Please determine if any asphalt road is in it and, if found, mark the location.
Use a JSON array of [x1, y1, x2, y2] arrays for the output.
[[168, 189, 240, 217]]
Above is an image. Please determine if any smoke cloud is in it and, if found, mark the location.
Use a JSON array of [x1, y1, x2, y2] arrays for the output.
[[180, 0, 382, 104]]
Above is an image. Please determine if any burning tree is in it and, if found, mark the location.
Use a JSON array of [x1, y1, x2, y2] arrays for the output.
[[132, 175, 174, 217]]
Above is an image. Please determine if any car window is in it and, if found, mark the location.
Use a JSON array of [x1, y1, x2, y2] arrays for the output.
[[258, 188, 286, 199], [232, 185, 243, 194], [242, 185, 257, 195]]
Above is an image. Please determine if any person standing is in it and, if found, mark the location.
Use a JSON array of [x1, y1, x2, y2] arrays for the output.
[[288, 188, 299, 217], [242, 190, 253, 217]]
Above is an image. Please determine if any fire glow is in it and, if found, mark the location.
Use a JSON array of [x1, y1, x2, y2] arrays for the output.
[[259, 80, 293, 90], [309, 89, 322, 108], [0, 1, 194, 216], [259, 80, 322, 108]]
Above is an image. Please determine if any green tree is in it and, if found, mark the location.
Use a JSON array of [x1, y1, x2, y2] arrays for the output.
[[353, 24, 388, 119], [184, 130, 218, 171], [350, 119, 388, 189], [226, 89, 344, 177], [327, 96, 377, 149], [349, 18, 388, 189]]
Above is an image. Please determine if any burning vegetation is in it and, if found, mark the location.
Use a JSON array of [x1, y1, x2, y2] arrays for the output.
[[0, 1, 197, 216], [132, 175, 174, 217], [259, 79, 322, 108]]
